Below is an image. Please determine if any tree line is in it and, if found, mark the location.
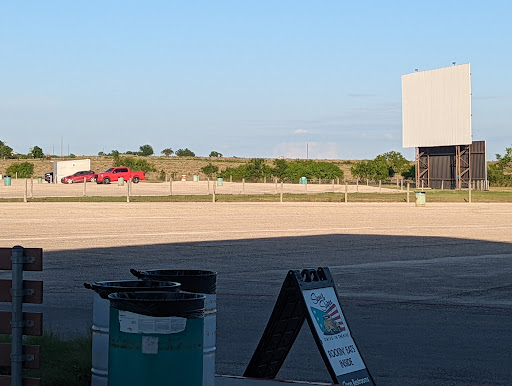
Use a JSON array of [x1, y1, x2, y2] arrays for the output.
[[199, 158, 345, 183], [98, 145, 223, 158]]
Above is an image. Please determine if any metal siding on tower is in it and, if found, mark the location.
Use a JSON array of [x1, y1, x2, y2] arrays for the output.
[[402, 64, 472, 148]]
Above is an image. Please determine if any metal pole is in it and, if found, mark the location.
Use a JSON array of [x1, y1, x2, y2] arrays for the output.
[[30, 178, 33, 198], [127, 180, 130, 203], [242, 178, 245, 194], [207, 178, 210, 195], [469, 179, 472, 203], [280, 181, 283, 203], [407, 183, 410, 203], [24, 179, 27, 203], [345, 182, 348, 203], [400, 179, 403, 191], [83, 177, 86, 197], [379, 180, 382, 192], [305, 179, 307, 193], [275, 179, 278, 194], [212, 183, 216, 203], [11, 246, 24, 386], [170, 178, 173, 195], [332, 179, 334, 192], [356, 179, 359, 192]]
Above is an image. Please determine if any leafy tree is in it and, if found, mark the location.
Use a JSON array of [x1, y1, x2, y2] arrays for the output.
[[220, 158, 271, 182], [381, 151, 411, 177], [138, 144, 154, 157], [488, 145, 512, 186], [372, 155, 391, 180], [209, 151, 223, 158], [273, 160, 343, 182], [201, 163, 219, 178], [98, 151, 106, 156], [29, 145, 44, 158], [161, 148, 174, 157], [351, 160, 373, 180], [175, 148, 196, 157], [110, 150, 120, 157], [114, 156, 156, 173], [272, 159, 288, 180], [0, 140, 14, 159], [6, 162, 34, 178]]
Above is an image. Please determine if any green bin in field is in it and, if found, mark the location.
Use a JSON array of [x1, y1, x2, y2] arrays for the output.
[[217, 177, 223, 186], [415, 192, 426, 207], [118, 177, 124, 186], [4, 176, 11, 186]]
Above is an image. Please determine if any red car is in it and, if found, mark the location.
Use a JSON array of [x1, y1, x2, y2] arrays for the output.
[[61, 170, 96, 184]]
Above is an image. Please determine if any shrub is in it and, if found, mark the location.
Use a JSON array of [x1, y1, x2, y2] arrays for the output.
[[113, 156, 156, 173], [5, 162, 34, 178]]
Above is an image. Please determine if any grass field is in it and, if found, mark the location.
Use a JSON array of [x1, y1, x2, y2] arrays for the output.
[[1, 189, 511, 203]]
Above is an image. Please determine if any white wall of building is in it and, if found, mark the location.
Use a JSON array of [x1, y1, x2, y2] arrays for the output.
[[52, 159, 91, 183]]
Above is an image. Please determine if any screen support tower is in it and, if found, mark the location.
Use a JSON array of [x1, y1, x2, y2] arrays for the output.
[[416, 144, 471, 190]]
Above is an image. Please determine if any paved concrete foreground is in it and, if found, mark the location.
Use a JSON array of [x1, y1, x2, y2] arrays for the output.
[[1, 202, 511, 385]]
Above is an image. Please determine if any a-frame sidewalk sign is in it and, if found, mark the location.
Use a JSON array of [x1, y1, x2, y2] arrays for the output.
[[244, 267, 375, 386]]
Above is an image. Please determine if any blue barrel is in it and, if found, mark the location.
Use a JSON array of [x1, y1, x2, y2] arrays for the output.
[[415, 192, 426, 207], [118, 177, 124, 186], [84, 280, 180, 386], [300, 176, 307, 184], [217, 177, 223, 186], [4, 176, 11, 186], [130, 269, 217, 386], [108, 292, 205, 386]]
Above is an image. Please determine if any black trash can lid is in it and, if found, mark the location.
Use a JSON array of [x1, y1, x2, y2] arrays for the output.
[[108, 291, 205, 318], [130, 269, 217, 294], [83, 280, 181, 299]]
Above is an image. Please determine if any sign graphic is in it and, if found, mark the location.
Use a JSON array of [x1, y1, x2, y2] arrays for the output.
[[244, 267, 375, 385]]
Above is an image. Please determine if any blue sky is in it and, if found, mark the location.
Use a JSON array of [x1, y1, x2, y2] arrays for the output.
[[1, 1, 510, 160]]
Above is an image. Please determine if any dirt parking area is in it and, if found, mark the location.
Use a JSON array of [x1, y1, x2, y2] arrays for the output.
[[2, 201, 512, 250], [1, 202, 511, 385]]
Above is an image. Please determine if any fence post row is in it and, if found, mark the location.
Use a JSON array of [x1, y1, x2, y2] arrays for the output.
[[0, 246, 43, 386]]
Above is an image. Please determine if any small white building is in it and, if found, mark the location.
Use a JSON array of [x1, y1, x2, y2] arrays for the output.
[[53, 159, 92, 183]]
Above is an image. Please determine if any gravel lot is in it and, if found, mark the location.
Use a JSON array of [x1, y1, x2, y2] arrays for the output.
[[1, 202, 511, 385], [0, 179, 400, 199]]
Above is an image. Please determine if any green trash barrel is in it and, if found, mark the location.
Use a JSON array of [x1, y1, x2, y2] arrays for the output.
[[415, 191, 426, 207], [217, 177, 223, 186], [300, 176, 307, 184], [130, 269, 217, 386], [108, 292, 205, 386], [4, 176, 11, 186], [38, 177, 43, 184], [118, 177, 124, 186], [193, 175, 199, 182], [84, 280, 181, 386]]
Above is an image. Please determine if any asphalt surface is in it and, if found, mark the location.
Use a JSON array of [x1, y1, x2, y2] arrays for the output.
[[1, 202, 511, 385]]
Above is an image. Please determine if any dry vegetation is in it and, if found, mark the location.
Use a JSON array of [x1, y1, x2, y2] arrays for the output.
[[0, 156, 355, 181]]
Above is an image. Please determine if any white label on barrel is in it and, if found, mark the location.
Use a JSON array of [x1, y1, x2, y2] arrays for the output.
[[142, 336, 159, 354], [118, 311, 187, 334]]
